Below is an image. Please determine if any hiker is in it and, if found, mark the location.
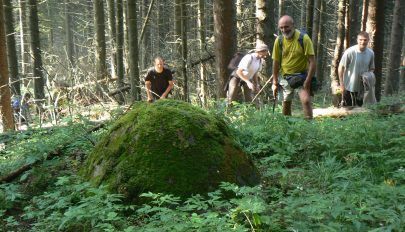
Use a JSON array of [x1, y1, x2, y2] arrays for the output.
[[228, 43, 269, 105], [271, 15, 316, 119], [338, 31, 375, 107], [145, 57, 174, 102]]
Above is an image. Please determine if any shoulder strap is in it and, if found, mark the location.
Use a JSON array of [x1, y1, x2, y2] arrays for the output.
[[278, 35, 283, 67], [298, 31, 305, 50]]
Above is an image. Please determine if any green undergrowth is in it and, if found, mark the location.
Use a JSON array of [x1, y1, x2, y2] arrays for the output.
[[1, 99, 405, 231]]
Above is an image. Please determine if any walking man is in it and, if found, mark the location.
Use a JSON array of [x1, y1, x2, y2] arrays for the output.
[[338, 31, 375, 107], [228, 44, 269, 105], [271, 15, 316, 119]]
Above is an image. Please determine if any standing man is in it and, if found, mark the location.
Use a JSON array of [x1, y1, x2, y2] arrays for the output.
[[271, 15, 316, 119], [338, 32, 375, 107], [145, 57, 174, 102], [228, 43, 269, 105]]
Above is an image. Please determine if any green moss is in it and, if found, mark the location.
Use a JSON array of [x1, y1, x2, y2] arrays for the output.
[[82, 100, 259, 200]]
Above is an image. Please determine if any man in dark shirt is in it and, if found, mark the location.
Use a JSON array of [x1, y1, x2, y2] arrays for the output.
[[145, 57, 174, 102]]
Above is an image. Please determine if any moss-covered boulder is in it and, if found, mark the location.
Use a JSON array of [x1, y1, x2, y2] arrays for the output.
[[82, 100, 259, 200]]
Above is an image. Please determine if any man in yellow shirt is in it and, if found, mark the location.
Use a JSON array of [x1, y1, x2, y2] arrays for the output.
[[271, 15, 316, 119]]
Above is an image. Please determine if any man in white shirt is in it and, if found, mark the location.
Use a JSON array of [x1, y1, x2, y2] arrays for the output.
[[228, 44, 269, 104], [338, 31, 375, 107]]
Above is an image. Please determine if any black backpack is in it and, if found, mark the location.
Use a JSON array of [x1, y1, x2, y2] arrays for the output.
[[227, 51, 246, 71]]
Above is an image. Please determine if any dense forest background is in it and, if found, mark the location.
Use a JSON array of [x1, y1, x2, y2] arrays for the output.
[[1, 1, 405, 231], [0, 0, 404, 131]]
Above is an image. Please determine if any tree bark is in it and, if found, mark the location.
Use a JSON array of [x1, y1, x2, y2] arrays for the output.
[[94, 0, 108, 98], [305, 0, 314, 38], [330, 0, 346, 106], [384, 0, 404, 95], [366, 0, 385, 101], [197, 0, 208, 106], [361, 0, 369, 32], [311, 0, 320, 53], [116, 0, 125, 104], [256, 0, 274, 93], [315, 0, 326, 89], [180, 0, 188, 101], [29, 0, 45, 101], [18, 0, 30, 86], [127, 0, 141, 101], [107, 0, 117, 79], [4, 0, 20, 96], [213, 0, 237, 98], [0, 0, 14, 131]]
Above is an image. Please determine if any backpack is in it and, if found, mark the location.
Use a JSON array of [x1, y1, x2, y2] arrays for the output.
[[227, 51, 246, 71]]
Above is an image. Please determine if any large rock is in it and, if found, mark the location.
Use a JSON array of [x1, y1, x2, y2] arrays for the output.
[[82, 100, 259, 200]]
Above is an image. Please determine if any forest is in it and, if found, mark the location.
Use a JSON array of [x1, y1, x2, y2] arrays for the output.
[[1, 0, 405, 231]]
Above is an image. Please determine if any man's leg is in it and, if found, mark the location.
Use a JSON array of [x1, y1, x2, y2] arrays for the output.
[[299, 88, 313, 119], [242, 83, 253, 103], [228, 77, 241, 105], [282, 101, 292, 116], [280, 79, 294, 116]]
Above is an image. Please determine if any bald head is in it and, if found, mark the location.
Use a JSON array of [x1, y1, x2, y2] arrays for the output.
[[279, 15, 294, 25], [278, 15, 295, 39]]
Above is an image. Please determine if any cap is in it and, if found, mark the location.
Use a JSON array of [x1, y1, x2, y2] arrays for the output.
[[255, 43, 269, 52]]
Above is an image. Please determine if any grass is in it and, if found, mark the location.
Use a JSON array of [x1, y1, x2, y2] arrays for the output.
[[0, 94, 404, 231]]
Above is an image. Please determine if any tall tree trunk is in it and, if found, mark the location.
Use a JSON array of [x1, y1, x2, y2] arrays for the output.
[[300, 0, 306, 28], [401, 33, 405, 91], [213, 0, 237, 98], [305, 0, 314, 38], [330, 0, 345, 106], [46, 1, 54, 49], [65, 0, 75, 70], [197, 0, 208, 106], [174, 0, 181, 59], [348, 0, 359, 46], [366, 0, 385, 101], [116, 0, 125, 104], [311, 0, 320, 53], [4, 0, 20, 96], [94, 0, 108, 97], [127, 0, 141, 101], [256, 0, 273, 76], [0, 0, 14, 131], [29, 0, 45, 101], [278, 0, 284, 18], [107, 0, 117, 79], [361, 0, 369, 31], [19, 0, 30, 86], [315, 0, 326, 89], [180, 0, 188, 101], [384, 0, 404, 95], [344, 0, 349, 50]]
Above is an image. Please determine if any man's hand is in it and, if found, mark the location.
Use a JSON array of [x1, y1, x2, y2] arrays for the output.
[[246, 81, 254, 90], [272, 83, 278, 97]]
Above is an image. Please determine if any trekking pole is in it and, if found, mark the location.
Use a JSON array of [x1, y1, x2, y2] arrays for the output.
[[251, 75, 273, 103], [272, 90, 277, 113]]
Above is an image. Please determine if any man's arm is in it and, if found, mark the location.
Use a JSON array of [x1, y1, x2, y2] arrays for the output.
[[338, 64, 345, 93], [160, 80, 174, 99], [304, 55, 316, 90], [272, 60, 280, 96], [236, 68, 254, 90], [145, 81, 153, 101]]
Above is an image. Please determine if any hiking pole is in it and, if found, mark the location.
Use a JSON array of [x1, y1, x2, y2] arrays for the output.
[[272, 90, 277, 113], [251, 75, 273, 103]]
